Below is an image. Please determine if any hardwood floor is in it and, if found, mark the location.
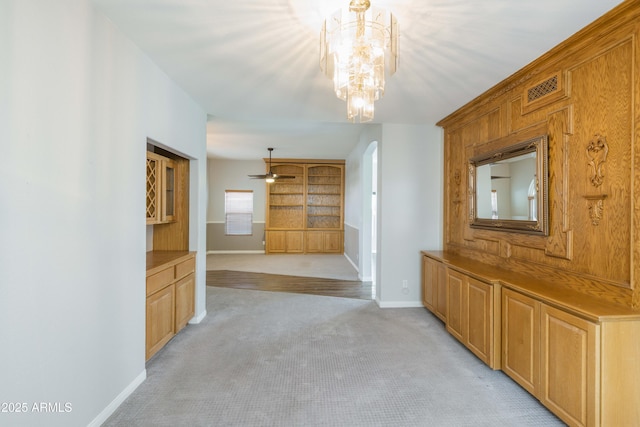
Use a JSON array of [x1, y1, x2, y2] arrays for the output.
[[206, 270, 374, 300]]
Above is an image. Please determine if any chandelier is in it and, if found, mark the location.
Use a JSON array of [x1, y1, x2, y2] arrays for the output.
[[320, 0, 398, 123]]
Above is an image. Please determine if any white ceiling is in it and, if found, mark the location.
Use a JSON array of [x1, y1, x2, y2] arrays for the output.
[[92, 0, 623, 160]]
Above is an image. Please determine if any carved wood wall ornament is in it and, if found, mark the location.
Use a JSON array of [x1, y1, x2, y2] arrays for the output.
[[467, 164, 475, 222], [454, 169, 461, 186], [585, 195, 607, 226], [452, 169, 462, 215], [586, 134, 608, 187]]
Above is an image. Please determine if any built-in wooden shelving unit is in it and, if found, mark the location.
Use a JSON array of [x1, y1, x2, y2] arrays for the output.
[[265, 160, 344, 254]]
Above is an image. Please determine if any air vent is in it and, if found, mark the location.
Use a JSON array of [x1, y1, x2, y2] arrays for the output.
[[527, 75, 558, 102], [521, 71, 566, 114]]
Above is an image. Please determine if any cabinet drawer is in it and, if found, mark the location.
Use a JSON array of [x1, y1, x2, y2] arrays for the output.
[[147, 266, 174, 296], [175, 257, 195, 280]]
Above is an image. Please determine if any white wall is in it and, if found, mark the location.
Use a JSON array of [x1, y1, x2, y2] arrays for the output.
[[0, 1, 207, 426], [345, 126, 383, 227], [377, 124, 443, 307], [207, 159, 266, 222]]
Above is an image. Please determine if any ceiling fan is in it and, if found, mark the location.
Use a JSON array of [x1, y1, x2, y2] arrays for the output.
[[248, 148, 295, 182]]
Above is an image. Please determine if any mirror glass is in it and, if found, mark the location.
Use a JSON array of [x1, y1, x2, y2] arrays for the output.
[[475, 152, 536, 220], [469, 135, 548, 235]]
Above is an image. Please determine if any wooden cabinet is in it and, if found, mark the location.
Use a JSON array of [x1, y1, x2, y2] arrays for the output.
[[146, 252, 195, 360], [306, 165, 343, 230], [502, 288, 540, 396], [435, 266, 447, 321], [466, 276, 496, 366], [146, 283, 175, 360], [161, 158, 176, 222], [265, 230, 304, 253], [422, 250, 640, 426], [306, 231, 343, 253], [540, 304, 597, 427], [501, 285, 640, 427], [421, 255, 447, 321], [146, 151, 177, 224], [502, 287, 596, 426], [422, 256, 436, 310], [146, 152, 161, 224], [175, 273, 195, 332], [265, 160, 345, 254], [446, 268, 500, 369], [446, 269, 466, 342], [267, 164, 305, 231], [422, 254, 499, 368]]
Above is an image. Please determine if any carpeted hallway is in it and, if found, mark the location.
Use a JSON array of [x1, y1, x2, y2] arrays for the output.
[[205, 254, 361, 281], [104, 287, 563, 426]]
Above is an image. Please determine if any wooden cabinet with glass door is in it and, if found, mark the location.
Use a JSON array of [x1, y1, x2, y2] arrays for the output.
[[146, 151, 177, 224]]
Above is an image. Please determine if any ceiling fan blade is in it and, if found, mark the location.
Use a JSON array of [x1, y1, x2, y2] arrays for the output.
[[249, 148, 290, 180]]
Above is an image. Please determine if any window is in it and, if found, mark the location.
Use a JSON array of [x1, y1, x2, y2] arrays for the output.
[[225, 190, 253, 235]]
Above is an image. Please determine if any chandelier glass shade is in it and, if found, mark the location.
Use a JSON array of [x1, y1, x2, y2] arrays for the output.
[[320, 0, 398, 123]]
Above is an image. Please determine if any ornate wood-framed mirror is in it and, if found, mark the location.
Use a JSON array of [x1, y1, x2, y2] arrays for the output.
[[468, 135, 549, 235]]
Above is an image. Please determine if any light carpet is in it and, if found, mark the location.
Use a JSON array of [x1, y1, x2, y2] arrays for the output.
[[104, 287, 563, 426], [206, 253, 359, 281]]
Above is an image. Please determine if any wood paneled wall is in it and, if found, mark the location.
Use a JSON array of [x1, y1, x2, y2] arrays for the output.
[[437, 1, 640, 309]]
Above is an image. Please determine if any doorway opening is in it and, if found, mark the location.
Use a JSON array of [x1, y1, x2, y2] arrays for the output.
[[362, 141, 378, 299]]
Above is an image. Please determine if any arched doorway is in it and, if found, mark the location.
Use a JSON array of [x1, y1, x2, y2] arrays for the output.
[[361, 141, 378, 298]]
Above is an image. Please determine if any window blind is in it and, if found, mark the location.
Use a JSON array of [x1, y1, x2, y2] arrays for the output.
[[225, 190, 253, 235]]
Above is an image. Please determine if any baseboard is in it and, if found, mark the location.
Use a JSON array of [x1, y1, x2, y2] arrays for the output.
[[88, 369, 146, 427], [206, 250, 265, 254], [189, 309, 207, 324], [377, 301, 425, 308]]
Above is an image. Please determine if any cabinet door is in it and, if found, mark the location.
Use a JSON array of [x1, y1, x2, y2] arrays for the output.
[[306, 231, 342, 253], [323, 231, 342, 253], [422, 256, 436, 311], [446, 269, 466, 342], [146, 152, 163, 224], [435, 263, 447, 321], [175, 274, 195, 333], [267, 230, 304, 253], [540, 304, 598, 427], [502, 288, 539, 395], [146, 285, 175, 360], [161, 158, 176, 222], [306, 231, 324, 253], [266, 231, 286, 253], [286, 231, 304, 253], [466, 277, 493, 366]]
